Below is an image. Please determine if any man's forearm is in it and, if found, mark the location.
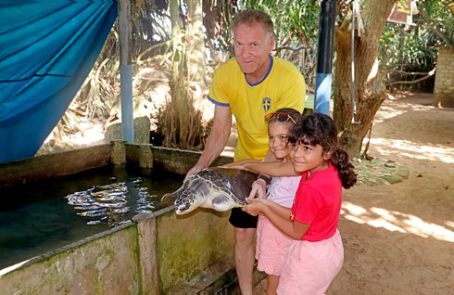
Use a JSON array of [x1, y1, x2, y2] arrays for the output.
[[195, 135, 228, 168], [191, 105, 232, 172], [195, 120, 231, 168]]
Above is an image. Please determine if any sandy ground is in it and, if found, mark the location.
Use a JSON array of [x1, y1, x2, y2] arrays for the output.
[[326, 92, 454, 295]]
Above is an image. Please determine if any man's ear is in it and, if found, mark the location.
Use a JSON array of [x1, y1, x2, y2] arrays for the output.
[[268, 34, 275, 50]]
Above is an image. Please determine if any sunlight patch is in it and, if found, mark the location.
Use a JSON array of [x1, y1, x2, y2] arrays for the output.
[[341, 201, 454, 243], [445, 221, 454, 229], [370, 138, 454, 164]]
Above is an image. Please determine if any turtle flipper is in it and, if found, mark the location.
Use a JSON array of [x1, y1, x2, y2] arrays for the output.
[[210, 195, 241, 212], [161, 192, 177, 206], [211, 195, 231, 211]]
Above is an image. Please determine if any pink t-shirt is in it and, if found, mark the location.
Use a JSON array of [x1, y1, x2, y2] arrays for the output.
[[267, 176, 301, 208], [291, 164, 342, 241]]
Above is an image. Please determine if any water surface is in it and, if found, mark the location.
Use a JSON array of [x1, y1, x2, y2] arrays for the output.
[[0, 165, 183, 269]]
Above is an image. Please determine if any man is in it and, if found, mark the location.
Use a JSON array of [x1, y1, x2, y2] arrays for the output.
[[187, 9, 306, 294]]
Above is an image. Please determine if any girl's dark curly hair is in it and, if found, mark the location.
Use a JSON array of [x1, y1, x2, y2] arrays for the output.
[[289, 112, 357, 189]]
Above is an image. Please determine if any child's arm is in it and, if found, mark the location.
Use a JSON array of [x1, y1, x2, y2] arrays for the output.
[[243, 199, 309, 239], [220, 159, 261, 169], [222, 161, 298, 177]]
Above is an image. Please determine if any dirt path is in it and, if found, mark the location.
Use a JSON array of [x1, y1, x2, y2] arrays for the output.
[[329, 92, 454, 294]]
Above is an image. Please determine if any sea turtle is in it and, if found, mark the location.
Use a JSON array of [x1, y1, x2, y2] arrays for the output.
[[161, 167, 258, 215]]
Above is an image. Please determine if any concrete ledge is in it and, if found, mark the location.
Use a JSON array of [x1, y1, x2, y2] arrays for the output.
[[151, 146, 232, 175], [0, 144, 233, 188], [0, 224, 139, 294], [0, 144, 112, 188], [0, 201, 234, 294]]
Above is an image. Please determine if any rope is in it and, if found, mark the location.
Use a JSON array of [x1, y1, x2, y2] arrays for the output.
[[351, 0, 361, 125]]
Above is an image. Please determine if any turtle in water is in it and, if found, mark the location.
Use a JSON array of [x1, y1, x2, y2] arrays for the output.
[[161, 167, 258, 215]]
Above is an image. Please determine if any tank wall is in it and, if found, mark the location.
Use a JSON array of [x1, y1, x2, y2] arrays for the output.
[[0, 144, 232, 188], [151, 146, 232, 175], [155, 208, 234, 293], [0, 225, 140, 295], [0, 144, 112, 188], [0, 208, 234, 294]]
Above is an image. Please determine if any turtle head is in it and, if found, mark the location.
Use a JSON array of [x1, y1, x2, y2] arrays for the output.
[[164, 175, 212, 215], [174, 191, 199, 215], [161, 182, 203, 215]]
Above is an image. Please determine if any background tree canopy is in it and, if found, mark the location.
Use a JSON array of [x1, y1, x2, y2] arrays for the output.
[[40, 0, 454, 159]]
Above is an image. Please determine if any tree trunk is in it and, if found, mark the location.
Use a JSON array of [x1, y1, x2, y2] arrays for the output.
[[162, 0, 205, 150], [333, 0, 398, 157], [164, 0, 182, 147]]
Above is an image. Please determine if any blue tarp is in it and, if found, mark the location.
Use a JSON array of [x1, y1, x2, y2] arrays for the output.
[[0, 0, 117, 163]]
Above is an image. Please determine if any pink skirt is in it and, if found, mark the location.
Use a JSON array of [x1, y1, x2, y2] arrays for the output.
[[277, 230, 344, 295], [256, 215, 294, 276]]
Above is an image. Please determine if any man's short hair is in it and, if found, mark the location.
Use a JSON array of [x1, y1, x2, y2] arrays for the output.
[[233, 9, 274, 36]]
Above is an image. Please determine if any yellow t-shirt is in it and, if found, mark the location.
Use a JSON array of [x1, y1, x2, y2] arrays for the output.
[[208, 55, 306, 161]]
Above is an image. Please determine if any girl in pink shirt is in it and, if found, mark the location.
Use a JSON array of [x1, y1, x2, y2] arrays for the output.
[[252, 108, 302, 295], [226, 113, 357, 294]]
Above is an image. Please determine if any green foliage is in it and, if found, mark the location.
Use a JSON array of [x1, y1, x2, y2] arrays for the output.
[[380, 25, 437, 70], [420, 0, 454, 46], [380, 0, 454, 89]]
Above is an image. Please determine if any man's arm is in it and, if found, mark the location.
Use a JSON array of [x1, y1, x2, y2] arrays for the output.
[[187, 105, 232, 176]]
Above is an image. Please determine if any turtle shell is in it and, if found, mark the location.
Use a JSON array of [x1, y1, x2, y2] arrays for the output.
[[161, 167, 258, 215]]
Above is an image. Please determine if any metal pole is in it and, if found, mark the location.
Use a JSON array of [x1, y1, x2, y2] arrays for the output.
[[119, 0, 134, 143], [314, 0, 336, 115]]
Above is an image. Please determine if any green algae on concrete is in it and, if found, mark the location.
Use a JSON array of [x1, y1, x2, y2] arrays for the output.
[[0, 225, 140, 295], [155, 207, 234, 294], [133, 213, 160, 295]]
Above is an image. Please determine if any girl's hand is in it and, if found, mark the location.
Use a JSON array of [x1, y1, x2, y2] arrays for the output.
[[249, 179, 267, 199], [242, 198, 267, 216]]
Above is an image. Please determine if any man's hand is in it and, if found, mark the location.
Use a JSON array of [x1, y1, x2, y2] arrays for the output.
[[248, 179, 267, 199], [186, 164, 205, 177]]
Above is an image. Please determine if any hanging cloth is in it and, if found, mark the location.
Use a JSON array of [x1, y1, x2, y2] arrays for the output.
[[0, 0, 117, 163]]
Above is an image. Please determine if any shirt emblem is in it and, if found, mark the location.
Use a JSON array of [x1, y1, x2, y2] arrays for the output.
[[262, 97, 271, 112]]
